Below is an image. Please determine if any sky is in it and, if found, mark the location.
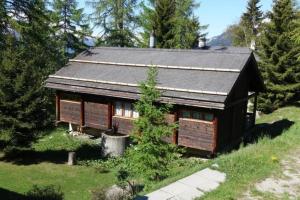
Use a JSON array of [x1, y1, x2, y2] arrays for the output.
[[78, 0, 300, 38]]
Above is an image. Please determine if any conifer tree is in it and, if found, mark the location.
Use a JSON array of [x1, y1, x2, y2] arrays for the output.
[[124, 66, 178, 181], [257, 0, 300, 113], [0, 0, 63, 144], [173, 0, 206, 48], [88, 0, 138, 47], [140, 0, 176, 48], [140, 0, 203, 49], [229, 0, 263, 48], [51, 0, 91, 57], [292, 12, 300, 59]]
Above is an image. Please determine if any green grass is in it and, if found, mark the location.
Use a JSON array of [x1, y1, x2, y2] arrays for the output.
[[0, 127, 116, 200], [200, 105, 300, 199], [0, 105, 299, 200]]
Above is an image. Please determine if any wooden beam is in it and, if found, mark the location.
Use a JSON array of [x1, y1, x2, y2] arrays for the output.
[[172, 111, 179, 145], [55, 91, 61, 124], [212, 117, 218, 154], [226, 92, 256, 108]]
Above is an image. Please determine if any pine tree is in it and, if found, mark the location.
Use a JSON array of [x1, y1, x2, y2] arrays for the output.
[[0, 0, 64, 145], [140, 0, 203, 49], [88, 0, 138, 47], [172, 0, 206, 48], [229, 0, 264, 48], [292, 11, 300, 59], [51, 0, 91, 57], [124, 66, 178, 181], [140, 0, 176, 48], [257, 0, 300, 113]]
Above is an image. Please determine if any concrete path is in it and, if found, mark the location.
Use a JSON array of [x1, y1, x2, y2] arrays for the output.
[[136, 168, 226, 200]]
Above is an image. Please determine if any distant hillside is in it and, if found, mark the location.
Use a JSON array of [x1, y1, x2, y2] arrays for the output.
[[207, 31, 232, 47]]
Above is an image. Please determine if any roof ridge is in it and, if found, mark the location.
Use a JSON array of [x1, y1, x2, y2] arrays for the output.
[[86, 46, 252, 55]]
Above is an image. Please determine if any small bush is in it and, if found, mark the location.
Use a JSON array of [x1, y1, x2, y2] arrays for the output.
[[91, 187, 107, 200], [91, 186, 132, 200], [26, 185, 64, 200]]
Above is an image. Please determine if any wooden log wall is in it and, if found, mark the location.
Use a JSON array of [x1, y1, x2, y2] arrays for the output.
[[178, 118, 215, 151], [60, 100, 81, 124], [162, 113, 177, 144], [84, 102, 109, 129], [112, 116, 134, 135]]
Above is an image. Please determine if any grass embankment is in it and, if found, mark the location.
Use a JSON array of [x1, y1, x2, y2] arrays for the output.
[[200, 105, 300, 199]]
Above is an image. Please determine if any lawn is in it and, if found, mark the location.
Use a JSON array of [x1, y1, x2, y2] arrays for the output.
[[0, 128, 117, 200], [0, 105, 299, 200]]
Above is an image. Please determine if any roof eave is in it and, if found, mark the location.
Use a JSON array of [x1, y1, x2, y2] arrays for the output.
[[45, 82, 226, 110]]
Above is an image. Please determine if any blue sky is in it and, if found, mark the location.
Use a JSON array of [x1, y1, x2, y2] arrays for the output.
[[78, 0, 299, 38]]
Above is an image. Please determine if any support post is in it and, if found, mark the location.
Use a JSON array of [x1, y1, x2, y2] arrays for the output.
[[212, 117, 218, 155], [55, 91, 61, 125], [80, 97, 84, 131], [253, 93, 258, 126], [172, 111, 178, 145], [108, 102, 113, 129]]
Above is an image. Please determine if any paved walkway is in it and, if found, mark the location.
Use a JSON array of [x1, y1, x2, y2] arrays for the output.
[[136, 168, 226, 200]]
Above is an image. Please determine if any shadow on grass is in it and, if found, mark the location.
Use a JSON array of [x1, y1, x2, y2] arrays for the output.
[[0, 143, 103, 165], [0, 188, 26, 200], [244, 118, 294, 145], [0, 185, 64, 200]]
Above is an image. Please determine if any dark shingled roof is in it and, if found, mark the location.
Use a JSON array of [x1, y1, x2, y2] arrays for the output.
[[45, 47, 262, 109]]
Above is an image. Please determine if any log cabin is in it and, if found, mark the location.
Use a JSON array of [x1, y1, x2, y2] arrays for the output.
[[45, 47, 264, 155]]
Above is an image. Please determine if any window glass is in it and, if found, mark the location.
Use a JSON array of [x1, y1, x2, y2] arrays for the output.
[[192, 111, 202, 120], [115, 102, 122, 116], [182, 110, 191, 118], [204, 113, 214, 121], [124, 103, 132, 117]]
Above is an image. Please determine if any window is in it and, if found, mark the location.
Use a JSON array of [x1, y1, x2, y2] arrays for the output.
[[115, 101, 123, 116], [124, 103, 132, 117], [114, 101, 139, 119], [182, 110, 191, 118], [192, 111, 202, 120], [180, 109, 214, 121], [204, 113, 214, 121]]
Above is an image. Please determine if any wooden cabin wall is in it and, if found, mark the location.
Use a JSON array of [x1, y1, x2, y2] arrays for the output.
[[56, 91, 218, 153], [178, 118, 215, 152], [60, 100, 81, 124], [112, 116, 134, 135], [85, 101, 109, 129]]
